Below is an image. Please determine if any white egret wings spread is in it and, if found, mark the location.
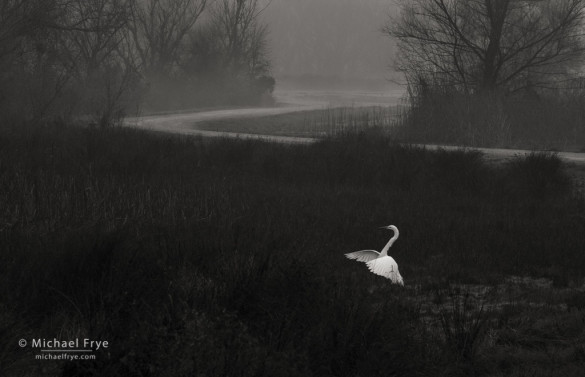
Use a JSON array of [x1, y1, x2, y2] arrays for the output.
[[344, 225, 404, 285], [366, 257, 404, 285], [344, 250, 380, 263]]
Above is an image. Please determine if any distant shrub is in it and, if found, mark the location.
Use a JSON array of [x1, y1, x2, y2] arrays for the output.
[[396, 83, 585, 150], [499, 152, 572, 201]]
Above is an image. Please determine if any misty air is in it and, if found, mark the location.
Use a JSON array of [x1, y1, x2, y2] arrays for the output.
[[1, 0, 585, 376]]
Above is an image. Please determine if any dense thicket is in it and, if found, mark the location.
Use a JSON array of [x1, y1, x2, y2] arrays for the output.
[[388, 0, 585, 149], [0, 0, 274, 125]]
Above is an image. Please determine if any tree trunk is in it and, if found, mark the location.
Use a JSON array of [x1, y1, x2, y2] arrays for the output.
[[481, 0, 509, 90]]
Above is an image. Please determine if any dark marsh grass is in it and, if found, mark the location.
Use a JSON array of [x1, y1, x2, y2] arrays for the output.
[[395, 87, 585, 151], [194, 106, 397, 138], [1, 122, 585, 376]]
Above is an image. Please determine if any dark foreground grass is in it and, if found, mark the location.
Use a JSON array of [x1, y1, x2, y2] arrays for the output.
[[1, 123, 585, 376]]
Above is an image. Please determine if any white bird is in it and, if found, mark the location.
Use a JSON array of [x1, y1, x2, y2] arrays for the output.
[[345, 225, 404, 285]]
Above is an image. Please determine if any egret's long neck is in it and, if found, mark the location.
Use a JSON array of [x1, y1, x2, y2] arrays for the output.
[[380, 229, 399, 257]]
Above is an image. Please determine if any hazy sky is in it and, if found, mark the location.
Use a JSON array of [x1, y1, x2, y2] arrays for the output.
[[262, 0, 398, 81]]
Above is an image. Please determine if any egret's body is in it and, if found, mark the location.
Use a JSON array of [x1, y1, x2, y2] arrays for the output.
[[345, 225, 404, 285]]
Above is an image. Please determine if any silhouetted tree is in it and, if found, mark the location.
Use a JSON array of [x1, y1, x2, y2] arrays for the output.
[[62, 0, 131, 77], [387, 0, 585, 93], [0, 0, 59, 61], [0, 0, 71, 120], [128, 0, 207, 77], [60, 0, 141, 126], [209, 0, 271, 79], [176, 0, 273, 106]]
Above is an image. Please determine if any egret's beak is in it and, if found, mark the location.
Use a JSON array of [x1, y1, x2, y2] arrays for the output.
[[378, 225, 390, 230]]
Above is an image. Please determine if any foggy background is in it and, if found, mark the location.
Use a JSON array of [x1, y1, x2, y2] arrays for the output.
[[263, 0, 400, 89]]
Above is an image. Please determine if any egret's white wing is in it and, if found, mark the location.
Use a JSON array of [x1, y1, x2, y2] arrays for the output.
[[345, 250, 380, 263], [366, 256, 404, 285]]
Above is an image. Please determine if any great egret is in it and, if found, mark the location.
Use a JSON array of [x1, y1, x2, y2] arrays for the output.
[[345, 225, 404, 285]]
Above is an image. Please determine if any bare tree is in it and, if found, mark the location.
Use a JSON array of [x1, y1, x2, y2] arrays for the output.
[[61, 0, 131, 77], [128, 0, 207, 76], [0, 0, 142, 124], [0, 0, 59, 61], [387, 0, 585, 93], [209, 0, 271, 79], [0, 1, 73, 120], [59, 0, 144, 126]]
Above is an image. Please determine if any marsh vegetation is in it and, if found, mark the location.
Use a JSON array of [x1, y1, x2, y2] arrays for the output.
[[1, 122, 584, 376]]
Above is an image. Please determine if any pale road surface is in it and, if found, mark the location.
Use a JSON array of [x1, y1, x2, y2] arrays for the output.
[[125, 105, 322, 144], [125, 88, 585, 165]]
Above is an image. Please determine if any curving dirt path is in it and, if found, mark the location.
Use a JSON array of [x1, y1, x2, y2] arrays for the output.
[[125, 105, 322, 144], [125, 87, 585, 168], [126, 109, 585, 164], [417, 144, 585, 164]]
